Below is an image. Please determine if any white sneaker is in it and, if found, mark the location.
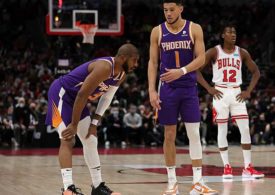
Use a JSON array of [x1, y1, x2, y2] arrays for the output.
[[162, 182, 179, 195], [190, 180, 219, 195]]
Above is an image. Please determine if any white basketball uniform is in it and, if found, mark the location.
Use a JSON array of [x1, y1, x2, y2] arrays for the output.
[[212, 45, 248, 123]]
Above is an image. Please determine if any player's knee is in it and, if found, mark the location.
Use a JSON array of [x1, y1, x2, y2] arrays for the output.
[[82, 134, 98, 148], [187, 128, 201, 159], [164, 131, 176, 143], [187, 129, 200, 143], [239, 126, 251, 144], [185, 123, 200, 143], [60, 137, 75, 148], [189, 142, 202, 159]]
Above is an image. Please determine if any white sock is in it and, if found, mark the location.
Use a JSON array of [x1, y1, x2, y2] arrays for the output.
[[61, 168, 73, 190], [91, 166, 102, 188], [242, 150, 251, 168], [166, 166, 177, 188], [192, 167, 202, 183], [220, 150, 229, 166]]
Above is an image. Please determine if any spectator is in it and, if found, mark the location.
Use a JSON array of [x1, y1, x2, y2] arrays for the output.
[[13, 97, 30, 147], [105, 100, 126, 147], [123, 104, 143, 146]]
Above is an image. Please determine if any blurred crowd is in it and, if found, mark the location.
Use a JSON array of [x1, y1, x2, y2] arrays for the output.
[[0, 0, 274, 148]]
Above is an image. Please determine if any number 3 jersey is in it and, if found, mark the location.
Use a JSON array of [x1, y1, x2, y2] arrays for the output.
[[212, 45, 242, 86], [159, 20, 195, 87]]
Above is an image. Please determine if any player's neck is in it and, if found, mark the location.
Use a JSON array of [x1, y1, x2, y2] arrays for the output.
[[223, 43, 235, 52], [113, 57, 123, 75], [166, 19, 185, 31]]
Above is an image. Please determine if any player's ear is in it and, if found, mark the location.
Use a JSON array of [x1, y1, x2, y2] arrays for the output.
[[221, 34, 225, 39], [179, 5, 184, 12], [120, 55, 127, 62]]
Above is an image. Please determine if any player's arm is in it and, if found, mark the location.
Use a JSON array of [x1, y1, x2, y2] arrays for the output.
[[86, 74, 125, 138], [196, 48, 216, 90], [160, 23, 205, 82], [62, 61, 111, 140], [90, 74, 125, 126], [148, 26, 161, 110], [236, 48, 260, 102], [185, 23, 206, 72], [241, 48, 260, 93], [196, 48, 223, 99]]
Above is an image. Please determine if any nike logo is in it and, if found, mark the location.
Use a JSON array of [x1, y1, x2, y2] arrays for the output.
[[163, 33, 170, 37]]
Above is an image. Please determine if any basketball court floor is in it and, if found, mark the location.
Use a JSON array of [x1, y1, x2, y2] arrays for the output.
[[0, 145, 274, 195]]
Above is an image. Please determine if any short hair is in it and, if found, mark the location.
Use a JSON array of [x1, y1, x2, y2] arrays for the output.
[[220, 22, 237, 34], [219, 22, 237, 44], [163, 0, 183, 5], [117, 43, 139, 57]]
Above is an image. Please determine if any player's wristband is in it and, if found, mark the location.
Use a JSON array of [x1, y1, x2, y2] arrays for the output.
[[91, 119, 99, 126], [180, 67, 187, 75]]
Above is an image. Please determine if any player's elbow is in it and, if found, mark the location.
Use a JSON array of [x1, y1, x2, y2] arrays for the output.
[[254, 68, 261, 80]]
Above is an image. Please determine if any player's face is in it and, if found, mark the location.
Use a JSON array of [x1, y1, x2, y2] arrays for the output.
[[163, 3, 183, 24], [122, 55, 139, 73], [223, 27, 237, 44]]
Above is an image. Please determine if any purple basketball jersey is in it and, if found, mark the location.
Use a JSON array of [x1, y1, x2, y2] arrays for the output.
[[159, 20, 196, 87], [158, 21, 200, 125], [60, 57, 123, 100], [45, 57, 124, 127]]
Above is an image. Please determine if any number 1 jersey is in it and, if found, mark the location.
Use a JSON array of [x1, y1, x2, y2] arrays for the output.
[[159, 20, 195, 87]]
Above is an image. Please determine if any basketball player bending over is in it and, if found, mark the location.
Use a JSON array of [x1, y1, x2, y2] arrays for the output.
[[46, 44, 139, 195], [197, 24, 264, 179], [148, 0, 218, 194]]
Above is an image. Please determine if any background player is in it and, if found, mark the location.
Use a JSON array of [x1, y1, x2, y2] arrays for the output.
[[148, 0, 218, 194], [46, 43, 139, 195], [197, 24, 264, 179]]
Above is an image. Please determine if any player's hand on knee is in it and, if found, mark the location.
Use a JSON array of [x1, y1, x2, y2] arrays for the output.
[[85, 125, 97, 139], [62, 123, 77, 140]]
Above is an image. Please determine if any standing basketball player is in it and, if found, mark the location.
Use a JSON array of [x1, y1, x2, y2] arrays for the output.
[[148, 0, 218, 194], [46, 44, 139, 195], [197, 24, 264, 179]]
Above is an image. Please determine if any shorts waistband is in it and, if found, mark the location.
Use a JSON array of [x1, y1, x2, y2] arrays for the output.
[[215, 85, 240, 89]]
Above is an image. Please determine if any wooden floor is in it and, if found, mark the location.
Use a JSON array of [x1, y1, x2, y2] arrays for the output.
[[0, 145, 275, 195]]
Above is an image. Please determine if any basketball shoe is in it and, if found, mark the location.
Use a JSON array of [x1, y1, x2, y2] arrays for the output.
[[162, 182, 179, 195], [222, 164, 233, 179], [91, 182, 121, 195], [61, 184, 84, 195], [242, 163, 264, 179], [190, 180, 219, 195]]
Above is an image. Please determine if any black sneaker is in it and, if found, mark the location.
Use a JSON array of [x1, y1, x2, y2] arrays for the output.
[[61, 184, 84, 195], [91, 182, 120, 195]]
